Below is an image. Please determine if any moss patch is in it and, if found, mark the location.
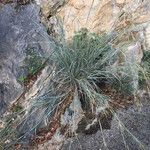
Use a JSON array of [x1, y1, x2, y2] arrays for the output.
[[18, 48, 45, 85]]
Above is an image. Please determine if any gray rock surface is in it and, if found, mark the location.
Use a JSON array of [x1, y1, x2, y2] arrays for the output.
[[0, 3, 56, 115], [62, 95, 150, 150]]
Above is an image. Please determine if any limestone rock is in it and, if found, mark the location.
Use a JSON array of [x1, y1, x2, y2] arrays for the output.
[[37, 0, 65, 18], [55, 0, 150, 40], [37, 0, 150, 43]]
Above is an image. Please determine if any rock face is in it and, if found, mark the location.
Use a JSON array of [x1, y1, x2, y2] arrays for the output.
[[62, 95, 150, 150], [0, 3, 56, 115], [39, 0, 65, 18], [41, 0, 150, 40]]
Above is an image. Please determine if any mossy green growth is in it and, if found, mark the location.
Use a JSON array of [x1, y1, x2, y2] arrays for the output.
[[11, 104, 23, 113], [25, 48, 44, 75], [18, 75, 27, 83], [18, 48, 44, 83]]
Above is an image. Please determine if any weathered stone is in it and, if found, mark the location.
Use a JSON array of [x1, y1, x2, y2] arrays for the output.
[[62, 95, 150, 150], [47, 0, 149, 40], [36, 0, 65, 18], [0, 3, 56, 115]]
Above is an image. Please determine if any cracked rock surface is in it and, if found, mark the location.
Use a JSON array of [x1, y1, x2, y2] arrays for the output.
[[0, 3, 56, 116], [62, 95, 150, 150]]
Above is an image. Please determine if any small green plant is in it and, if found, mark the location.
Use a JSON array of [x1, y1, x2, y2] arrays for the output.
[[18, 75, 27, 83], [24, 48, 44, 75], [11, 104, 23, 113], [18, 48, 44, 83]]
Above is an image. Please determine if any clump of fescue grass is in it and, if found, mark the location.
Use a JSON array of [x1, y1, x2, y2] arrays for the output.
[[50, 28, 118, 108]]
